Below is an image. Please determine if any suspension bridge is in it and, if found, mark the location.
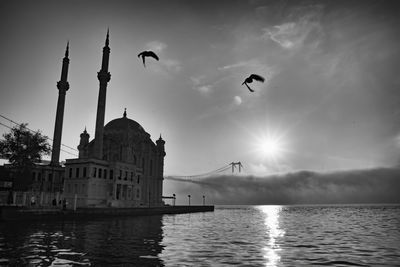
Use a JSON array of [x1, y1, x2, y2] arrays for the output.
[[165, 161, 243, 182]]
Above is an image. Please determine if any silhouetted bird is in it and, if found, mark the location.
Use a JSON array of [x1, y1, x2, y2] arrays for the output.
[[138, 51, 159, 67], [242, 74, 265, 92]]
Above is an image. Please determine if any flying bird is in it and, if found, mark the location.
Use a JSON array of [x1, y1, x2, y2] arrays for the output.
[[242, 74, 265, 92], [138, 51, 159, 67]]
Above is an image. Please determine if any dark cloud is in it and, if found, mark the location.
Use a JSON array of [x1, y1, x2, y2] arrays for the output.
[[165, 167, 400, 205]]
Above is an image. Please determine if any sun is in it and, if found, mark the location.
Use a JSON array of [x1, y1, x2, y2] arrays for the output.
[[257, 136, 284, 160], [251, 128, 288, 163], [259, 138, 282, 158]]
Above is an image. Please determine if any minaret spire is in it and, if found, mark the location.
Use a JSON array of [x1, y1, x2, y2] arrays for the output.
[[94, 30, 111, 159], [105, 28, 109, 47], [65, 41, 69, 57], [51, 42, 70, 165]]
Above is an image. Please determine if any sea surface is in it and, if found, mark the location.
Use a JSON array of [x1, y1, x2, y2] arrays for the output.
[[0, 205, 399, 266]]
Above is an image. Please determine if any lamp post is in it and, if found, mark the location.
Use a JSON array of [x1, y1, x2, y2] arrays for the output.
[[202, 195, 205, 206], [188, 194, 191, 206], [173, 193, 176, 206]]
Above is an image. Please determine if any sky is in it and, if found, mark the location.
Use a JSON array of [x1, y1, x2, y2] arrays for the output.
[[1, 0, 400, 181]]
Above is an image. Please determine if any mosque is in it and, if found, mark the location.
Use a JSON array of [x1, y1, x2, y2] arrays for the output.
[[61, 31, 166, 207], [0, 31, 166, 207]]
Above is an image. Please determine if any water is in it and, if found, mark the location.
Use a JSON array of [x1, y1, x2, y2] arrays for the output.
[[1, 205, 399, 266]]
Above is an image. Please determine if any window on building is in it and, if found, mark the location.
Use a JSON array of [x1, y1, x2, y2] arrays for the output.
[[125, 171, 128, 181], [134, 155, 137, 165], [67, 183, 71, 193], [142, 158, 145, 174], [48, 173, 53, 183], [104, 169, 107, 179], [131, 172, 133, 181], [116, 184, 121, 200], [38, 173, 42, 182], [74, 184, 78, 193], [32, 172, 36, 182], [69, 168, 72, 178], [83, 167, 87, 178], [93, 167, 97, 178], [119, 170, 122, 180], [76, 168, 80, 178], [136, 189, 140, 199], [110, 169, 113, 180], [150, 160, 153, 176], [137, 175, 140, 184], [99, 168, 102, 178]]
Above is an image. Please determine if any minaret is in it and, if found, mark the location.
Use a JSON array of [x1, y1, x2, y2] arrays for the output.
[[93, 30, 111, 159], [50, 42, 70, 166], [156, 134, 166, 157], [78, 127, 90, 158], [156, 134, 166, 205]]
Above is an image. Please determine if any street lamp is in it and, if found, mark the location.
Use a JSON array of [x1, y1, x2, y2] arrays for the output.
[[202, 195, 205, 206], [188, 194, 191, 206], [173, 193, 176, 206]]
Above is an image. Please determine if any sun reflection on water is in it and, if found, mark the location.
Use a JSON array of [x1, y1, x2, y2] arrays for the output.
[[258, 205, 285, 267]]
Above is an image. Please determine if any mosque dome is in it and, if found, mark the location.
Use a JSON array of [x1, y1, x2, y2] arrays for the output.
[[103, 109, 150, 141], [105, 117, 145, 134]]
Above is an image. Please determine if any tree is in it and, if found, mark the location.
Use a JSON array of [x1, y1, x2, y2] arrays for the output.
[[0, 123, 51, 167]]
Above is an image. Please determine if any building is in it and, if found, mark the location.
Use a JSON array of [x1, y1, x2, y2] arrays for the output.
[[63, 31, 166, 208]]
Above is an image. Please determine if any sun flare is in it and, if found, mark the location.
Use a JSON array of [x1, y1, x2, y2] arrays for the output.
[[251, 128, 288, 164], [258, 137, 283, 159]]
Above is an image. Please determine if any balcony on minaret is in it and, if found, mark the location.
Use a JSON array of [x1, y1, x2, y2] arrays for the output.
[[57, 80, 70, 92], [97, 70, 111, 84]]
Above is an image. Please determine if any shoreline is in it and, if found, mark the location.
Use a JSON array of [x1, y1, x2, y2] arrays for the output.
[[0, 205, 215, 221]]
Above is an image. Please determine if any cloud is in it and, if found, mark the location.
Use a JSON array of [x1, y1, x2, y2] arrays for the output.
[[263, 7, 324, 50], [233, 96, 242, 105], [198, 85, 212, 95], [218, 59, 270, 72], [218, 61, 252, 71], [164, 167, 400, 205], [266, 22, 298, 49], [190, 75, 213, 96]]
